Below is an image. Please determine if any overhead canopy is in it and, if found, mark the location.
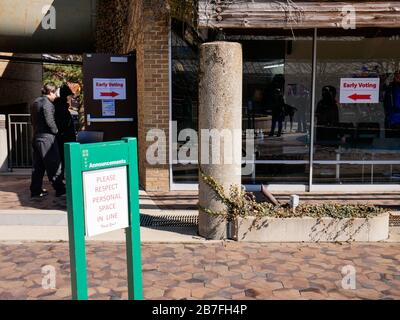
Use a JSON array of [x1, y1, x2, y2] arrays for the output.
[[0, 0, 97, 53], [198, 1, 400, 29]]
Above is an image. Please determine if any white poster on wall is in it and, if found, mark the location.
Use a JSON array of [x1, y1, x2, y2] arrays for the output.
[[83, 166, 129, 237], [340, 78, 380, 104], [93, 78, 126, 100], [102, 100, 116, 117]]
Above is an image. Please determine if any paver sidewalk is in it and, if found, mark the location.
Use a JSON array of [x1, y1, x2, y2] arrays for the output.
[[0, 176, 202, 242], [0, 176, 163, 212], [2, 176, 400, 212], [0, 242, 399, 300]]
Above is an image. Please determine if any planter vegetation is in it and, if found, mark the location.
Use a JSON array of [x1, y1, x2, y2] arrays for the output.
[[199, 171, 390, 242]]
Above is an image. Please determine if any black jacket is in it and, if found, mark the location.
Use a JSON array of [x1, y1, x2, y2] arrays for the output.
[[54, 84, 76, 142], [54, 98, 76, 141], [30, 96, 58, 136]]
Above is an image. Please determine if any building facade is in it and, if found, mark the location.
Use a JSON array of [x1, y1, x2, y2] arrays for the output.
[[96, 0, 400, 192]]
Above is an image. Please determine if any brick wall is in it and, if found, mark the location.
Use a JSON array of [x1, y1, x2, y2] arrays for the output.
[[96, 0, 171, 191]]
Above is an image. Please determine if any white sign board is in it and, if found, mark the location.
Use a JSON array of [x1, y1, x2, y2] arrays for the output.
[[110, 56, 128, 63], [102, 100, 116, 117], [93, 78, 126, 100], [83, 166, 129, 237], [340, 78, 380, 104]]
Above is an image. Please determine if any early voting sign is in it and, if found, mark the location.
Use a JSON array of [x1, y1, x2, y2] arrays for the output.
[[93, 78, 126, 100], [65, 138, 142, 300], [340, 78, 380, 104]]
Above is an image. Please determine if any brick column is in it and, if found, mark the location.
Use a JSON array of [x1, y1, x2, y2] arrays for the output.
[[99, 0, 171, 191], [129, 4, 170, 191]]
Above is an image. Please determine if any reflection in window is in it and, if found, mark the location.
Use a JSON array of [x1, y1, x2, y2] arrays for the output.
[[171, 21, 199, 183], [313, 36, 400, 184], [239, 37, 313, 184], [171, 29, 400, 186]]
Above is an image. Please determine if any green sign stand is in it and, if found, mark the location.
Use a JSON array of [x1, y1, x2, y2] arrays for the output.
[[64, 137, 143, 300]]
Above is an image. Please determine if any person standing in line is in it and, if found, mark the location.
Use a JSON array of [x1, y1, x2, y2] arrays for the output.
[[247, 89, 263, 130], [384, 70, 400, 138], [269, 87, 286, 137], [315, 85, 339, 143], [54, 83, 76, 180], [30, 83, 66, 198]]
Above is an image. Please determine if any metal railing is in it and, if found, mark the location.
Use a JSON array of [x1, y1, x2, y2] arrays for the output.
[[7, 114, 32, 170]]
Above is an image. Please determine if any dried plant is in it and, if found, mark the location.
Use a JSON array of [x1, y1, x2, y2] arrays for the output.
[[199, 168, 386, 220]]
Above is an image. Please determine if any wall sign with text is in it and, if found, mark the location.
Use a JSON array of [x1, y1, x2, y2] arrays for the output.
[[93, 78, 126, 100], [82, 166, 129, 237], [340, 78, 380, 104]]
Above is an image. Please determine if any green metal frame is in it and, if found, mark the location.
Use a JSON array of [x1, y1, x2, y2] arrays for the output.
[[64, 137, 143, 300]]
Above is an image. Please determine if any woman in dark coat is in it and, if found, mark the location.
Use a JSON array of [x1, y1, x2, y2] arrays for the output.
[[54, 83, 76, 179], [316, 85, 339, 143]]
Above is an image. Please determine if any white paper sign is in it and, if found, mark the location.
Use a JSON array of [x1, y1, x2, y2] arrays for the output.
[[340, 78, 380, 104], [93, 78, 126, 100], [110, 56, 128, 63], [102, 100, 116, 117], [83, 166, 129, 237]]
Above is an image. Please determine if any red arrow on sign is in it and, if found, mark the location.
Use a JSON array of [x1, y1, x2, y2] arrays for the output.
[[100, 91, 119, 98], [348, 93, 371, 101]]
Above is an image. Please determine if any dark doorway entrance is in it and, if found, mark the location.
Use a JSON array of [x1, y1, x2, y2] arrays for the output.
[[82, 53, 138, 142]]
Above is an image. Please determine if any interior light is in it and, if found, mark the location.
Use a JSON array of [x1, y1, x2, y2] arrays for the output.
[[263, 63, 284, 69]]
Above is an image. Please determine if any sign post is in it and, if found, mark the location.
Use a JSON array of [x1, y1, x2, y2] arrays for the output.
[[65, 137, 143, 300]]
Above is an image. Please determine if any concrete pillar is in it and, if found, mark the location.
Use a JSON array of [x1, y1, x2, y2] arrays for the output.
[[198, 42, 243, 240], [0, 115, 8, 172]]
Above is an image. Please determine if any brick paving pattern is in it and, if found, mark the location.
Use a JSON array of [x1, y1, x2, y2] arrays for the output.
[[0, 177, 65, 211], [0, 242, 399, 300]]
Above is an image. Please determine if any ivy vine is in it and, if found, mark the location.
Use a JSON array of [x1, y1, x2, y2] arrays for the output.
[[199, 168, 386, 221]]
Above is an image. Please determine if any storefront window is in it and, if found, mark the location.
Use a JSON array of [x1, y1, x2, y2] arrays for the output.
[[171, 22, 199, 184], [171, 25, 400, 188], [313, 36, 400, 184], [236, 35, 313, 184]]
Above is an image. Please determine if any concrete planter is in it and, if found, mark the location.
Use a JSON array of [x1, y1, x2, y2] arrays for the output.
[[233, 213, 389, 242]]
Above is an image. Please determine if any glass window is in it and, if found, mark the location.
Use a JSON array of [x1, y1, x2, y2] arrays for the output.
[[313, 35, 400, 184], [236, 34, 313, 185], [171, 25, 400, 188], [171, 21, 199, 184], [171, 28, 313, 185]]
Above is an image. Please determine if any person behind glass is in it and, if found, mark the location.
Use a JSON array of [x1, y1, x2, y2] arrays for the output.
[[268, 87, 286, 137], [30, 83, 66, 198], [54, 83, 76, 180], [247, 89, 263, 130], [383, 70, 400, 138], [315, 86, 339, 143], [296, 85, 309, 133]]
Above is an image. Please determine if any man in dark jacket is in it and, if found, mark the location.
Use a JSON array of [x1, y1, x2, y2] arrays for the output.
[[30, 83, 66, 198]]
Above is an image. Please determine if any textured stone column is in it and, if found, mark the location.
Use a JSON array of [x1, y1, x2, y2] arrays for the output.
[[0, 115, 8, 172], [198, 42, 243, 240]]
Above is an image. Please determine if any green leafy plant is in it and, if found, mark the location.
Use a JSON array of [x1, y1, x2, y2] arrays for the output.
[[199, 169, 386, 220]]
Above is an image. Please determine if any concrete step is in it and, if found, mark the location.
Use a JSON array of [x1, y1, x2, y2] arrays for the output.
[[0, 209, 205, 243], [0, 225, 208, 243], [0, 210, 67, 226]]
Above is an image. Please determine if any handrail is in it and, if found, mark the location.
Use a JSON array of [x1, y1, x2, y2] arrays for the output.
[[86, 114, 134, 126], [7, 114, 32, 170]]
